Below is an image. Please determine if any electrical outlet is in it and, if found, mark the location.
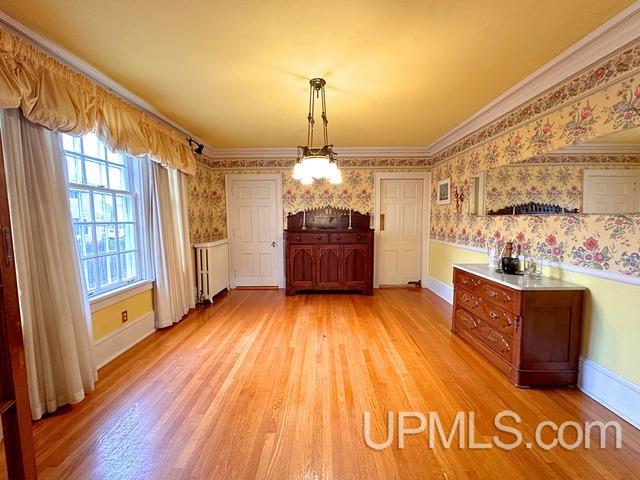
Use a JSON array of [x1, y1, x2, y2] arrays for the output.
[[121, 310, 128, 323]]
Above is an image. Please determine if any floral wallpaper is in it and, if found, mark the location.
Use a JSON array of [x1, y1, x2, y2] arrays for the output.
[[188, 163, 226, 244], [484, 156, 640, 213], [187, 159, 428, 244], [187, 39, 640, 278], [430, 38, 640, 279]]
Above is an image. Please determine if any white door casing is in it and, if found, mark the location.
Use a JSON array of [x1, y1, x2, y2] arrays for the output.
[[373, 172, 431, 288], [225, 174, 284, 288], [379, 179, 423, 285], [583, 169, 640, 214]]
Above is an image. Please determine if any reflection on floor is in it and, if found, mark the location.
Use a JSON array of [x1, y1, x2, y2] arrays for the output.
[[1, 289, 639, 479]]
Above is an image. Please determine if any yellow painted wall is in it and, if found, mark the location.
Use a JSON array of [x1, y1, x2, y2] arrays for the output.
[[429, 241, 640, 386], [91, 289, 154, 341]]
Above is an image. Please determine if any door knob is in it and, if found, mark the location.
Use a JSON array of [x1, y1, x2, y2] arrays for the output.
[[271, 241, 276, 247]]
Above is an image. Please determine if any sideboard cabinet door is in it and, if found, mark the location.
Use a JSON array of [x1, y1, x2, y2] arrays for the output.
[[342, 245, 369, 291], [316, 245, 341, 289], [288, 245, 315, 291]]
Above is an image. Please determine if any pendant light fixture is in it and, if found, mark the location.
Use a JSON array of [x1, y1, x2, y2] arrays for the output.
[[293, 78, 342, 185]]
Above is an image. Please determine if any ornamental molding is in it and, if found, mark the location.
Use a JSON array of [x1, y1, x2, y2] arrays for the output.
[[426, 2, 640, 162], [204, 146, 429, 159]]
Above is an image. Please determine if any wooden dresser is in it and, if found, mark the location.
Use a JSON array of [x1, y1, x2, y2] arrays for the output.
[[285, 207, 374, 296], [452, 264, 585, 387]]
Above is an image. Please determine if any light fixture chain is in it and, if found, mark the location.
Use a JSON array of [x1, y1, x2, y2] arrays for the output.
[[321, 86, 329, 146]]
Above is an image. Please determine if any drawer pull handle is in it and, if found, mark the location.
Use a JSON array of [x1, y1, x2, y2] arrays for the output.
[[336, 235, 341, 240], [488, 290, 498, 297], [501, 338, 511, 352], [317, 236, 322, 240], [461, 279, 469, 285], [296, 236, 301, 241], [357, 235, 362, 240], [504, 316, 513, 326], [487, 334, 498, 343], [489, 311, 498, 319]]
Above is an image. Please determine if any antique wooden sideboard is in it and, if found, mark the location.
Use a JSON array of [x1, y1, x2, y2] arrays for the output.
[[284, 207, 374, 295], [452, 264, 585, 387]]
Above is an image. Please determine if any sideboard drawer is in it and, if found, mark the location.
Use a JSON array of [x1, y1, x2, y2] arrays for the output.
[[454, 308, 480, 332], [476, 282, 519, 313], [476, 298, 518, 337], [329, 232, 368, 244], [456, 289, 517, 338], [289, 233, 329, 244], [454, 269, 520, 313], [470, 320, 513, 363], [454, 270, 482, 290]]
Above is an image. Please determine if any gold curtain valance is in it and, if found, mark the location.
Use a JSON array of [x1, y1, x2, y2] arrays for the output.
[[0, 26, 196, 175]]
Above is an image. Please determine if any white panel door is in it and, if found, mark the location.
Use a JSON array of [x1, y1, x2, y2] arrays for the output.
[[379, 179, 423, 285], [583, 169, 640, 214], [230, 179, 278, 286]]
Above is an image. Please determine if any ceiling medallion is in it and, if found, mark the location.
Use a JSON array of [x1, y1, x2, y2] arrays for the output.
[[293, 78, 342, 185]]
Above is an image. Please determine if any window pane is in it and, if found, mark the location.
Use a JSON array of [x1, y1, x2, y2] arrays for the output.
[[120, 252, 137, 281], [69, 189, 92, 222], [107, 148, 125, 165], [98, 255, 119, 288], [116, 194, 134, 222], [93, 192, 115, 221], [74, 224, 95, 258], [118, 223, 136, 252], [85, 159, 108, 187], [83, 133, 106, 160], [66, 154, 83, 184], [83, 258, 98, 292], [108, 164, 128, 190], [62, 134, 82, 154], [96, 224, 117, 255]]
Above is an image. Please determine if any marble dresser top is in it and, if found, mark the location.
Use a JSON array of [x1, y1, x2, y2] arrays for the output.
[[453, 264, 586, 291]]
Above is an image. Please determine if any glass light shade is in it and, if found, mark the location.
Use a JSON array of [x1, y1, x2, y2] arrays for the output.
[[292, 155, 341, 184], [328, 168, 342, 185], [292, 162, 304, 180]]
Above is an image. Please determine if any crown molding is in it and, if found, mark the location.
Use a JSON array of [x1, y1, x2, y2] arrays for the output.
[[552, 143, 640, 154], [205, 146, 429, 159], [0, 11, 211, 153], [425, 1, 640, 156]]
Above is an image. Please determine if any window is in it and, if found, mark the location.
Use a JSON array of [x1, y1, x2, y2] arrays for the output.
[[62, 132, 144, 296]]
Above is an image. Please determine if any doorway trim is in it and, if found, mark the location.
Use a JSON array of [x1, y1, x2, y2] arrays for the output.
[[225, 173, 284, 289], [373, 171, 431, 289]]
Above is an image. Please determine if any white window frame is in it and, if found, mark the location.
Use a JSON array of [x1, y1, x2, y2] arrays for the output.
[[63, 134, 146, 297]]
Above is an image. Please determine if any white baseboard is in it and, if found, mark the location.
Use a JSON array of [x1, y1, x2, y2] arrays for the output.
[[578, 357, 640, 430], [94, 311, 155, 368], [424, 275, 454, 304]]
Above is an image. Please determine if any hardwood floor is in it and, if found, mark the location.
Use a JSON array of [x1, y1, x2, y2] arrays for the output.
[[2, 288, 639, 479]]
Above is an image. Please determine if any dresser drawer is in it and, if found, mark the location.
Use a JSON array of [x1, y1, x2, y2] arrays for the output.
[[454, 308, 480, 332], [454, 269, 520, 313], [288, 233, 328, 244], [475, 298, 518, 337], [470, 320, 513, 363], [329, 232, 368, 243], [457, 289, 517, 338]]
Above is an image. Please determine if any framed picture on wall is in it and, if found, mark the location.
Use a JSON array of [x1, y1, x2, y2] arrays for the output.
[[437, 178, 451, 205]]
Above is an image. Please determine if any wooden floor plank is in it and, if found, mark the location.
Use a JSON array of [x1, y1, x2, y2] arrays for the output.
[[1, 288, 639, 479]]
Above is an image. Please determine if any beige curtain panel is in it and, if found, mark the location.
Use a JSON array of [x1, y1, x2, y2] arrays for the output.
[[0, 27, 196, 175]]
